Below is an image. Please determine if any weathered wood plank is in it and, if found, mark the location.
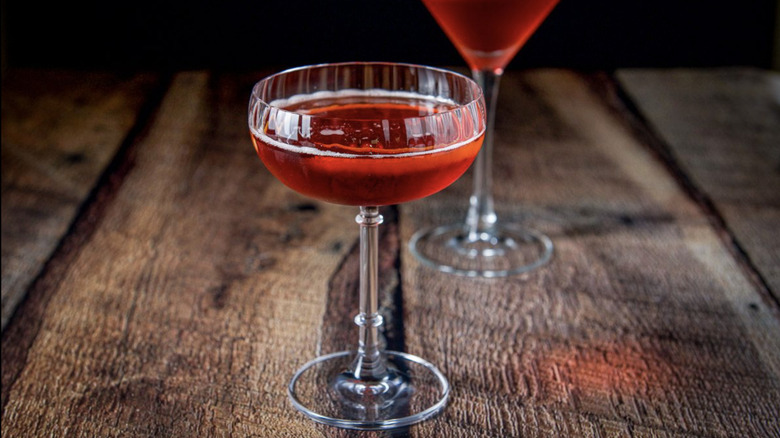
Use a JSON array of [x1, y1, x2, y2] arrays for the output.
[[1, 70, 161, 330], [399, 69, 780, 437], [616, 68, 780, 302], [0, 71, 359, 436], [4, 68, 780, 437]]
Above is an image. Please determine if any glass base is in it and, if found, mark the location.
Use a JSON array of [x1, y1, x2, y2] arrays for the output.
[[288, 350, 449, 430], [409, 223, 553, 277]]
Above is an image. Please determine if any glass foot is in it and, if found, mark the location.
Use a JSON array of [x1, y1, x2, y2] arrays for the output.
[[409, 223, 553, 277], [288, 350, 449, 430]]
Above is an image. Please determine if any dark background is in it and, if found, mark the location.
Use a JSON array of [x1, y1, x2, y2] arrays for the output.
[[2, 0, 779, 72]]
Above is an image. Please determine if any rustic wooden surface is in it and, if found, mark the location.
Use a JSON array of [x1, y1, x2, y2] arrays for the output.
[[2, 68, 779, 437], [617, 68, 780, 301], [1, 69, 162, 330]]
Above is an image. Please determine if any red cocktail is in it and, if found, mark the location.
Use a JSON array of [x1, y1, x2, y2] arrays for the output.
[[412, 0, 558, 277], [249, 62, 485, 430], [422, 0, 559, 72], [251, 94, 483, 206]]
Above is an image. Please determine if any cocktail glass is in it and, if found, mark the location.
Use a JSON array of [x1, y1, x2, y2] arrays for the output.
[[411, 0, 559, 277], [249, 62, 485, 429]]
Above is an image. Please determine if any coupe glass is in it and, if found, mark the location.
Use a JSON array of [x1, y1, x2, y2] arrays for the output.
[[249, 62, 485, 429], [411, 0, 559, 277]]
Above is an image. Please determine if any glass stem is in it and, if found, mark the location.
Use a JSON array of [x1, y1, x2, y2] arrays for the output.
[[351, 206, 388, 380], [466, 69, 502, 240]]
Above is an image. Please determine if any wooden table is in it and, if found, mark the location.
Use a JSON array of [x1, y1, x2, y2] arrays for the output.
[[2, 67, 779, 437]]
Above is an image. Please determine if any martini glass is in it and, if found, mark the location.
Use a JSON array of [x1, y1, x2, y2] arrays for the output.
[[411, 0, 559, 277], [249, 62, 485, 429]]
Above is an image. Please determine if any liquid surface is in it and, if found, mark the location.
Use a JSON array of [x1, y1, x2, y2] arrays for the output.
[[422, 0, 559, 72], [251, 92, 484, 206]]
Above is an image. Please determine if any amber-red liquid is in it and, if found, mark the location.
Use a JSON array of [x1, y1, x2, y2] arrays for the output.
[[251, 95, 484, 206], [422, 0, 559, 72]]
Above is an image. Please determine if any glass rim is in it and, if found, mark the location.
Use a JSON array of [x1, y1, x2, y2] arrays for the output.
[[250, 61, 484, 116]]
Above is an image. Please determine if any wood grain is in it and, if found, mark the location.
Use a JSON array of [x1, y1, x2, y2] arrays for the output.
[[399, 69, 780, 437], [3, 68, 780, 437], [1, 70, 161, 330], [1, 71, 355, 436], [616, 68, 780, 303]]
